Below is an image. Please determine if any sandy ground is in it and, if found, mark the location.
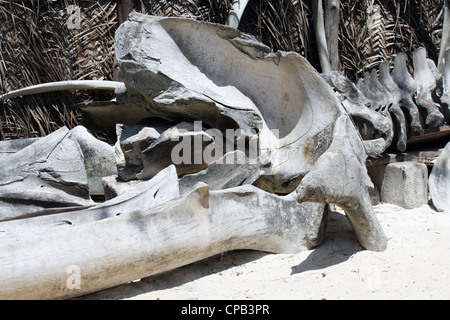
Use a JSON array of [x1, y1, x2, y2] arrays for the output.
[[78, 203, 450, 300]]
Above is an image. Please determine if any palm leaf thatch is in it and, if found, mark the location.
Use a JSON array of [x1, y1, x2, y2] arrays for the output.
[[0, 0, 447, 140], [0, 0, 116, 140]]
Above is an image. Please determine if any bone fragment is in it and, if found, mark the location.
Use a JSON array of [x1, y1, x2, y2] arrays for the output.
[[225, 0, 250, 29], [429, 142, 450, 212], [0, 80, 124, 102], [379, 61, 408, 152], [0, 127, 94, 221], [413, 48, 445, 127], [312, 0, 332, 73]]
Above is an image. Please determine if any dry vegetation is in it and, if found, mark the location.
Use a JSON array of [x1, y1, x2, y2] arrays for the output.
[[0, 0, 446, 140]]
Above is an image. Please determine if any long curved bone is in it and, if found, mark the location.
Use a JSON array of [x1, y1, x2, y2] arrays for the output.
[[413, 48, 445, 127], [225, 0, 250, 29], [379, 61, 408, 152], [113, 13, 345, 194], [312, 0, 332, 74], [0, 80, 124, 102]]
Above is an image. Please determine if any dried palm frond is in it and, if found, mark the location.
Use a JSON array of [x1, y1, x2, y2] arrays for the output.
[[340, 0, 444, 81], [0, 0, 117, 141], [239, 0, 314, 64]]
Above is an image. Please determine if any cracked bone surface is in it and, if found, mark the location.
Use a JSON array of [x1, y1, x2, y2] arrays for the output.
[[0, 179, 329, 299], [413, 48, 445, 127], [378, 61, 408, 152], [322, 71, 391, 156], [110, 13, 359, 194], [429, 141, 450, 212], [0, 14, 388, 299], [440, 49, 450, 123]]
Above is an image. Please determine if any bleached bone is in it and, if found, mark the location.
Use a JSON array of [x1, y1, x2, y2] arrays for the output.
[[82, 15, 387, 249], [0, 15, 389, 300], [440, 48, 450, 122], [356, 73, 381, 114], [179, 150, 263, 195], [322, 71, 391, 156], [355, 72, 394, 152], [138, 121, 216, 180], [296, 114, 387, 252], [312, 0, 332, 73], [112, 13, 346, 194], [225, 0, 250, 29], [0, 80, 124, 102], [324, 0, 340, 71], [0, 165, 179, 239], [438, 0, 450, 72], [391, 52, 422, 133], [0, 127, 94, 221], [368, 70, 395, 146], [429, 141, 450, 212], [68, 126, 117, 195], [413, 48, 445, 127], [0, 183, 329, 299], [379, 61, 408, 152]]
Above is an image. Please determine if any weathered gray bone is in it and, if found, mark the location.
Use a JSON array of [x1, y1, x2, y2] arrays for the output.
[[296, 114, 387, 252], [111, 14, 386, 249], [391, 52, 423, 133], [68, 126, 117, 195], [225, 0, 250, 29], [0, 15, 390, 300], [111, 13, 349, 194], [413, 48, 445, 127], [322, 71, 391, 156], [0, 182, 329, 299], [178, 150, 263, 194], [440, 49, 450, 123], [0, 165, 179, 239], [357, 71, 395, 150], [0, 127, 94, 221], [429, 142, 450, 212], [0, 80, 124, 102], [379, 61, 408, 152]]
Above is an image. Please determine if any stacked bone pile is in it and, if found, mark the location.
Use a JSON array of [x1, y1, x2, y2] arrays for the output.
[[0, 14, 389, 299], [325, 47, 450, 154]]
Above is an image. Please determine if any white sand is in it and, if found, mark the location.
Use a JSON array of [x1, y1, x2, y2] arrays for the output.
[[79, 203, 450, 300]]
